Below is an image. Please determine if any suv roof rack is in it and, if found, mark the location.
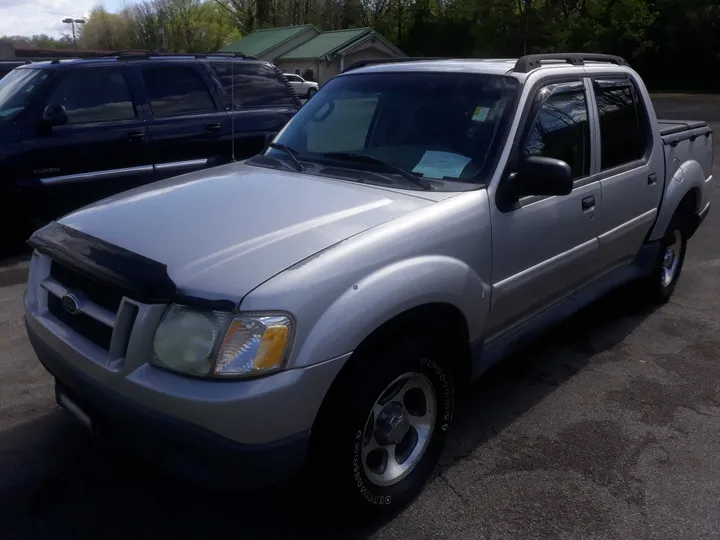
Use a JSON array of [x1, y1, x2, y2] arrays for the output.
[[513, 53, 629, 73], [106, 50, 257, 60], [342, 57, 448, 73]]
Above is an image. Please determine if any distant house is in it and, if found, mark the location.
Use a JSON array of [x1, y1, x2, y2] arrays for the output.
[[220, 26, 405, 85]]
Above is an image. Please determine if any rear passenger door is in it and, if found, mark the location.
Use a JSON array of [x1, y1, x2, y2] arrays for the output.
[[19, 66, 153, 216], [486, 79, 602, 337], [140, 63, 230, 179], [209, 61, 299, 159], [590, 77, 662, 272]]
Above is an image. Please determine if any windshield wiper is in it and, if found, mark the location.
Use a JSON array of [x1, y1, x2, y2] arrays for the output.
[[323, 152, 433, 191], [269, 143, 306, 172]]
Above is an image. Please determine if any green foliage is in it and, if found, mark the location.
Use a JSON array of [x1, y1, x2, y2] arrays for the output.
[[6, 0, 719, 90]]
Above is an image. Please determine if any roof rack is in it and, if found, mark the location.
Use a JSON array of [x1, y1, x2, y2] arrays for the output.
[[512, 53, 629, 73], [342, 57, 448, 73], [107, 50, 257, 60]]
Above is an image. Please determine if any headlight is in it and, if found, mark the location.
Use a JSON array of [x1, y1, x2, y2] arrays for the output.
[[151, 305, 294, 378]]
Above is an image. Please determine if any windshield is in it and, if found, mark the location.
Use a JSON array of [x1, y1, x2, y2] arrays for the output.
[[0, 68, 50, 120], [261, 71, 519, 191]]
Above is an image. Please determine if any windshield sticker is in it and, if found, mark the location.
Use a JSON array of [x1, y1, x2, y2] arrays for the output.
[[471, 106, 491, 122], [411, 151, 471, 179]]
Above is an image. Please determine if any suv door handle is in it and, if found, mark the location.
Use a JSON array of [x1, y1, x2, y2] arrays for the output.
[[581, 195, 595, 211], [205, 123, 222, 133], [648, 173, 657, 186], [127, 131, 146, 142]]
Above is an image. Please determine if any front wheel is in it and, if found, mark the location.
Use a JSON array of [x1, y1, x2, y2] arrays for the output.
[[306, 87, 317, 98], [307, 337, 455, 516]]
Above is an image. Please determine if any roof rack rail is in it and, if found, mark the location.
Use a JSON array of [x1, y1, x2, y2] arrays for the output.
[[513, 53, 629, 73], [342, 57, 448, 73], [108, 50, 257, 60]]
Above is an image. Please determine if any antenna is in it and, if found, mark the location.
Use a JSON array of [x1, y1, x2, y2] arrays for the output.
[[231, 59, 236, 162]]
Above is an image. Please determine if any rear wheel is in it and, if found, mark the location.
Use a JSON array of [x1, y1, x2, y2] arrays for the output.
[[639, 213, 688, 304], [306, 336, 455, 516], [306, 87, 317, 98]]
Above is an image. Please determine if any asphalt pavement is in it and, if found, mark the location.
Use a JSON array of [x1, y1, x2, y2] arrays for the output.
[[0, 95, 719, 539]]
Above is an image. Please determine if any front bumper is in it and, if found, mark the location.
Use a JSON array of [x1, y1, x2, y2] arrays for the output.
[[28, 320, 312, 488]]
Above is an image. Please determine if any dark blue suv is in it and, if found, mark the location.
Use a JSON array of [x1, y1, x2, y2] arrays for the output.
[[0, 53, 301, 251]]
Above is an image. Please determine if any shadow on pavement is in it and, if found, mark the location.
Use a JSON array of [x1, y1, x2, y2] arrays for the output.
[[0, 284, 657, 540]]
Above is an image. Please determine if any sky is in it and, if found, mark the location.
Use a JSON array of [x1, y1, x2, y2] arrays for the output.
[[0, 0, 127, 39]]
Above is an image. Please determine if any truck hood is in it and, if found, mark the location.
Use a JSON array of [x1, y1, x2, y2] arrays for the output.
[[60, 162, 434, 303]]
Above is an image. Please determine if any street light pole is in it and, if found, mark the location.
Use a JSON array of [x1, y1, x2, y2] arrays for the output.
[[62, 18, 86, 51]]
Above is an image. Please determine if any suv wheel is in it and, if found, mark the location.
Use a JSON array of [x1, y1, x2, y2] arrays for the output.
[[307, 336, 455, 516], [307, 87, 317, 98], [639, 212, 688, 303]]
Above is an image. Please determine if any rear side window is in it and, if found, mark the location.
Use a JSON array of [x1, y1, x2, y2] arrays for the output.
[[142, 66, 215, 116], [210, 62, 296, 107], [594, 81, 648, 170], [523, 87, 590, 179], [46, 69, 135, 124]]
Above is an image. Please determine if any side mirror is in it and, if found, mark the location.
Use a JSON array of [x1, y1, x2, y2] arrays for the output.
[[41, 104, 68, 127], [509, 156, 573, 199]]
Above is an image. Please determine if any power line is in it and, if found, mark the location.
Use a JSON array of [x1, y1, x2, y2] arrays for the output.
[[0, 2, 80, 18]]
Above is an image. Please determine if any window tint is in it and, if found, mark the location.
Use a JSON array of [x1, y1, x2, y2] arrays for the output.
[[285, 74, 301, 83], [143, 66, 215, 116], [47, 70, 135, 124], [595, 83, 647, 170], [523, 88, 590, 179], [209, 62, 296, 107]]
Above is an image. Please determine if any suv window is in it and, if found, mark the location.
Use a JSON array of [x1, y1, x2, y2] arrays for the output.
[[594, 81, 648, 170], [142, 66, 215, 116], [46, 69, 135, 124], [523, 87, 590, 179], [209, 62, 296, 107], [285, 74, 302, 83]]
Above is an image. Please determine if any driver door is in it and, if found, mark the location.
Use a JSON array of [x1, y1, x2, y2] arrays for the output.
[[485, 78, 602, 338]]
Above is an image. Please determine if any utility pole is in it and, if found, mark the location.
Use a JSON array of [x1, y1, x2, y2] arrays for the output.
[[62, 18, 86, 51]]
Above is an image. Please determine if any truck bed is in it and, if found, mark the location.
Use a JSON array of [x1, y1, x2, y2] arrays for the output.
[[658, 119, 709, 137]]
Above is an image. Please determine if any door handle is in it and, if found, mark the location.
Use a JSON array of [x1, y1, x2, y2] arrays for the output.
[[205, 123, 222, 133], [581, 195, 595, 211], [127, 131, 146, 142], [648, 173, 657, 186]]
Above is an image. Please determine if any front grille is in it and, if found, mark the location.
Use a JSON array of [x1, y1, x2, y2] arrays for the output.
[[48, 294, 113, 350], [50, 261, 124, 313]]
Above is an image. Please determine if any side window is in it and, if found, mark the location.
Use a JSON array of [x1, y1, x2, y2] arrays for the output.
[[594, 82, 647, 170], [46, 69, 135, 124], [523, 87, 590, 179], [142, 66, 215, 116], [285, 75, 300, 83], [209, 62, 296, 107]]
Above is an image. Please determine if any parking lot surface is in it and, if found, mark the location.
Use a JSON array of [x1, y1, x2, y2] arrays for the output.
[[1, 95, 719, 539]]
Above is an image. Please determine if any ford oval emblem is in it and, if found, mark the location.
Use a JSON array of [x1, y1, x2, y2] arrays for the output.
[[61, 294, 80, 315]]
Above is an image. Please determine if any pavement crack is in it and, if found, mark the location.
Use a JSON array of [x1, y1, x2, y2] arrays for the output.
[[437, 469, 467, 504]]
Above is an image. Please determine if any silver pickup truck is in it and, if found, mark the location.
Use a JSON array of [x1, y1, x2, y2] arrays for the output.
[[24, 54, 713, 514]]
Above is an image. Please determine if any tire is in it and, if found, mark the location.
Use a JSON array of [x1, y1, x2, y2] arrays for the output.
[[639, 212, 689, 304], [306, 336, 455, 517], [306, 87, 317, 98]]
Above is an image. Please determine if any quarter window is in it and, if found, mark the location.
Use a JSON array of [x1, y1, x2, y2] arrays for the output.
[[46, 70, 135, 124], [594, 82, 648, 170], [209, 62, 296, 107], [523, 87, 590, 179], [142, 66, 215, 116]]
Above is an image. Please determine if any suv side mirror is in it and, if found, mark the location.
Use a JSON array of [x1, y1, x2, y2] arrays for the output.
[[509, 156, 573, 199], [41, 104, 68, 127]]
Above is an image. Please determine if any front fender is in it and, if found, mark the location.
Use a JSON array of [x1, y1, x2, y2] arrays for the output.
[[649, 160, 709, 241], [291, 255, 490, 368]]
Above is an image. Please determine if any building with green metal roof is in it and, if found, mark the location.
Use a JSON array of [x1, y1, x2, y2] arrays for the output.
[[220, 26, 405, 85]]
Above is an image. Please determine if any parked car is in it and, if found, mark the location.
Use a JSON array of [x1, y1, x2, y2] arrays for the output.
[[24, 54, 713, 515], [0, 60, 30, 79], [0, 53, 301, 252], [282, 72, 319, 98]]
